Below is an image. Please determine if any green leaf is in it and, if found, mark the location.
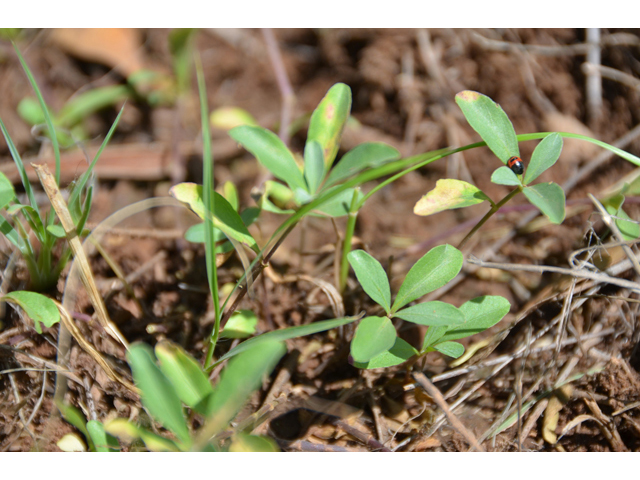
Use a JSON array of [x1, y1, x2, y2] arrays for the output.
[[304, 140, 325, 194], [350, 316, 397, 364], [414, 179, 491, 216], [229, 125, 306, 192], [213, 316, 359, 366], [0, 172, 16, 209], [229, 434, 279, 452], [46, 224, 66, 238], [307, 83, 352, 169], [55, 400, 94, 451], [17, 97, 47, 125], [105, 419, 181, 452], [86, 420, 120, 452], [210, 106, 258, 130], [433, 341, 465, 359], [524, 133, 563, 184], [169, 183, 258, 252], [222, 181, 239, 211], [610, 207, 640, 240], [155, 340, 214, 415], [324, 142, 400, 188], [523, 182, 566, 224], [438, 296, 511, 343], [313, 186, 363, 217], [352, 337, 418, 369], [56, 85, 130, 128], [491, 166, 522, 186], [205, 340, 285, 432], [347, 250, 391, 314], [221, 309, 258, 339], [421, 326, 448, 352], [394, 301, 465, 327], [2, 291, 60, 334], [392, 245, 463, 312], [0, 214, 27, 253], [126, 343, 191, 447], [455, 90, 519, 163]]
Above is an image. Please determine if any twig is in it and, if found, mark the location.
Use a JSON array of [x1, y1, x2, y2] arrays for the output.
[[583, 62, 640, 91], [412, 371, 485, 452], [585, 28, 603, 126]]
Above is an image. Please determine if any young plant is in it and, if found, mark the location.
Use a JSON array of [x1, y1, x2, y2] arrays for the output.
[[347, 246, 510, 368], [102, 339, 286, 452]]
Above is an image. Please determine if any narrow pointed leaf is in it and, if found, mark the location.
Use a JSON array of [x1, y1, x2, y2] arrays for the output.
[[347, 250, 391, 313], [523, 182, 566, 224], [126, 343, 191, 447], [155, 340, 214, 414], [394, 301, 465, 327], [86, 420, 120, 452], [169, 183, 258, 252], [455, 90, 519, 163], [414, 179, 491, 216], [350, 316, 397, 364], [439, 296, 511, 342], [229, 125, 306, 192], [304, 140, 325, 194], [307, 83, 352, 169], [352, 337, 418, 369], [524, 133, 563, 184], [204, 340, 285, 431], [324, 142, 400, 188], [392, 245, 463, 312], [491, 166, 522, 186]]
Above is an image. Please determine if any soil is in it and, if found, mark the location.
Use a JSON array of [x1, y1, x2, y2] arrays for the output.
[[2, 28, 640, 452]]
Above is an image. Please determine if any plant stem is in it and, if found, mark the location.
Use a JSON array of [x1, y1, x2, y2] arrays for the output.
[[457, 187, 521, 251], [338, 188, 360, 293]]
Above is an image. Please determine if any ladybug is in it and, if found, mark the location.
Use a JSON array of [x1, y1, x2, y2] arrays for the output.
[[507, 156, 524, 175]]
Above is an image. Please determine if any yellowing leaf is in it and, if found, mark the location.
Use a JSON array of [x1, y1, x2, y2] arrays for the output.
[[414, 179, 490, 216]]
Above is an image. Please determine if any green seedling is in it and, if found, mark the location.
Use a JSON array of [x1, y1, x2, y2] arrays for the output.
[[55, 400, 119, 452], [0, 46, 122, 336], [103, 339, 285, 452], [347, 246, 510, 368]]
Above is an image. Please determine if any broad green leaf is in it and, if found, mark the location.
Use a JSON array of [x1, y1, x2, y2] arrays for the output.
[[392, 245, 463, 312], [394, 301, 465, 327], [304, 140, 325, 194], [221, 309, 258, 339], [439, 296, 510, 343], [491, 166, 522, 186], [2, 291, 60, 334], [433, 341, 465, 359], [0, 172, 16, 209], [86, 420, 120, 452], [524, 133, 563, 184], [352, 337, 418, 369], [169, 183, 258, 252], [229, 434, 279, 452], [350, 316, 397, 364], [523, 182, 566, 224], [307, 83, 352, 169], [46, 224, 66, 238], [210, 106, 258, 130], [455, 90, 519, 163], [347, 250, 391, 313], [324, 142, 400, 188], [421, 326, 448, 352], [17, 97, 48, 125], [204, 340, 285, 432], [126, 343, 191, 447], [213, 316, 360, 366], [414, 179, 491, 216], [155, 340, 214, 414], [228, 125, 306, 192], [313, 186, 363, 217]]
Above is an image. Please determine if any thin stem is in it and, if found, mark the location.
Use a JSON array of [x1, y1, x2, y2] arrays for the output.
[[457, 187, 521, 250], [339, 188, 361, 293]]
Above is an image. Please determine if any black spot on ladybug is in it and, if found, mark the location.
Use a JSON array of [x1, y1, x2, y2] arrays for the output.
[[507, 156, 524, 175]]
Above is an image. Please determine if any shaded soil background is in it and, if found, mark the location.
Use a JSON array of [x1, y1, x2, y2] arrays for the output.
[[2, 28, 640, 452]]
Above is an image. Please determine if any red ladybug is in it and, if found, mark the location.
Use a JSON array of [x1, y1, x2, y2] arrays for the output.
[[507, 156, 524, 175]]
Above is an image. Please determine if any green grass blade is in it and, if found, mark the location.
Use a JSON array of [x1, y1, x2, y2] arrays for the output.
[[13, 44, 61, 184]]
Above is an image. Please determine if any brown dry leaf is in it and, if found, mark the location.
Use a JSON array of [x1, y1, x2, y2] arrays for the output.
[[49, 28, 145, 77]]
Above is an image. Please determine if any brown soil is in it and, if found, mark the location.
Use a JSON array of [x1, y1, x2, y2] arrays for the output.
[[2, 28, 640, 452]]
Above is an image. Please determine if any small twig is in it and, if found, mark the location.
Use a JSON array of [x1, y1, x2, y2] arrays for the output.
[[585, 28, 603, 126], [583, 62, 640, 91], [412, 372, 485, 452]]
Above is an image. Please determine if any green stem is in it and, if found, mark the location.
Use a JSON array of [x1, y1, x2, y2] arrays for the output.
[[457, 187, 522, 250], [339, 188, 361, 293]]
